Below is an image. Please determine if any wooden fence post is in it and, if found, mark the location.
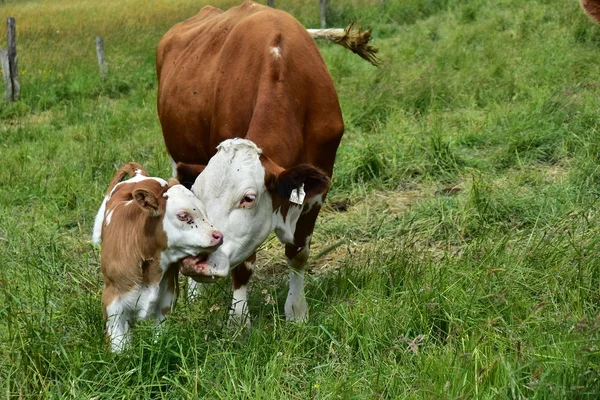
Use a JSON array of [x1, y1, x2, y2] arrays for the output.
[[320, 0, 327, 29], [7, 17, 19, 101], [0, 49, 12, 102], [268, 0, 275, 8], [1, 17, 19, 103], [96, 36, 108, 80]]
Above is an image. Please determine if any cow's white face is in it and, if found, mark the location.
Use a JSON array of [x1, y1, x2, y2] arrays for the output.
[[182, 138, 331, 278], [190, 140, 274, 271]]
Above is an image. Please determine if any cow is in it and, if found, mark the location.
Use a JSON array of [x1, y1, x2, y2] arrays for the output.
[[581, 0, 600, 22], [156, 1, 363, 325], [93, 162, 223, 352]]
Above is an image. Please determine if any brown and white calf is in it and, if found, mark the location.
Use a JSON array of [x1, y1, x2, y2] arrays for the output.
[[93, 162, 223, 352], [156, 1, 345, 324]]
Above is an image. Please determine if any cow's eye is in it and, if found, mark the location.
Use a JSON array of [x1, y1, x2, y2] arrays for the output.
[[240, 194, 256, 208], [177, 211, 191, 222]]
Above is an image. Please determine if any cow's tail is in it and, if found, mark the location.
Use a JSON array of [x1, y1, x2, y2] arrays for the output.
[[308, 22, 380, 67], [92, 162, 148, 245]]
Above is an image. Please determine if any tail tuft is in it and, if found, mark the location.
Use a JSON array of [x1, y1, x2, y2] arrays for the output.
[[309, 22, 380, 67], [335, 22, 380, 67]]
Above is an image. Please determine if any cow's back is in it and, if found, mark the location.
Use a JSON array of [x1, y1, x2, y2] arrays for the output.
[[157, 0, 343, 174]]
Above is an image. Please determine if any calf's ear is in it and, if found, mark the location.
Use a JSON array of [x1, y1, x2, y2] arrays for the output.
[[133, 188, 161, 216], [176, 162, 205, 189], [272, 164, 330, 202]]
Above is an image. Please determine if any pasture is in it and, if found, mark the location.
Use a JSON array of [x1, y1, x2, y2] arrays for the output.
[[1, 0, 600, 397]]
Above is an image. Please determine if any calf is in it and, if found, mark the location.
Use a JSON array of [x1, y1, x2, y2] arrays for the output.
[[92, 162, 223, 352]]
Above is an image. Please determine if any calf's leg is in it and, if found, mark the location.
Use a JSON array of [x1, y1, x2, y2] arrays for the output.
[[103, 290, 134, 353]]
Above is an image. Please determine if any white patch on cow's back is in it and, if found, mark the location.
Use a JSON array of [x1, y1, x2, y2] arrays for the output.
[[92, 195, 109, 245], [269, 46, 282, 59]]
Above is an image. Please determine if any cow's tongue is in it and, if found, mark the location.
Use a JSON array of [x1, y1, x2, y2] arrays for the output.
[[180, 254, 209, 275]]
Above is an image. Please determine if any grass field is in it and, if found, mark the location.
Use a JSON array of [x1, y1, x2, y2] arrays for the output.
[[1, 0, 600, 398]]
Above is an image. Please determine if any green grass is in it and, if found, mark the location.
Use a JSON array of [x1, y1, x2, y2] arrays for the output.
[[1, 0, 600, 398]]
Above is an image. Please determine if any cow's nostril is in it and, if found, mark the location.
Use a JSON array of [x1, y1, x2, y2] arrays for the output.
[[212, 231, 223, 244]]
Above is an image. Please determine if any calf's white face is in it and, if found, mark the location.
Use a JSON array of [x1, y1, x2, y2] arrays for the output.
[[158, 184, 224, 269], [191, 140, 273, 271]]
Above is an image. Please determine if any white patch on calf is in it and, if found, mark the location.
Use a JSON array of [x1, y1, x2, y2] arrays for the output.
[[160, 184, 220, 272], [109, 175, 167, 197], [93, 174, 168, 245], [105, 284, 167, 352], [105, 208, 115, 226], [92, 195, 109, 245]]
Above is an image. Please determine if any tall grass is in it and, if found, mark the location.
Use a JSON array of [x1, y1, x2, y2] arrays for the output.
[[1, 0, 600, 398]]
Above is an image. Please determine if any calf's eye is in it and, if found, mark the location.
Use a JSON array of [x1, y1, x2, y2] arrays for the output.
[[176, 211, 191, 222]]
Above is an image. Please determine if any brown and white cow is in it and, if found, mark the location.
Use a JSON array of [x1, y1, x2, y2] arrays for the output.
[[93, 162, 223, 352], [156, 1, 345, 324], [582, 0, 600, 22]]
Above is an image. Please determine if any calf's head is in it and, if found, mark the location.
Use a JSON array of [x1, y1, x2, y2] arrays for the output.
[[133, 179, 224, 275], [178, 139, 329, 276]]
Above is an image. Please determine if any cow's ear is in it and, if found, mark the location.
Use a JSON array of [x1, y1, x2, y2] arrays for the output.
[[176, 162, 205, 189], [133, 188, 162, 216], [272, 164, 330, 203]]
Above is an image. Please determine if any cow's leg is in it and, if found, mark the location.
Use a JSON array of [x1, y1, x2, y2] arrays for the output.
[[283, 202, 322, 322], [284, 242, 310, 322], [229, 253, 255, 327]]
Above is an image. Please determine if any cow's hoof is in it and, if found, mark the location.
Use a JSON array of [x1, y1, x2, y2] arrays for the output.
[[228, 312, 251, 329], [285, 298, 308, 323]]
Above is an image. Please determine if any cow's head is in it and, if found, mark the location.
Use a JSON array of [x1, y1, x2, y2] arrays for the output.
[[178, 139, 330, 277]]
